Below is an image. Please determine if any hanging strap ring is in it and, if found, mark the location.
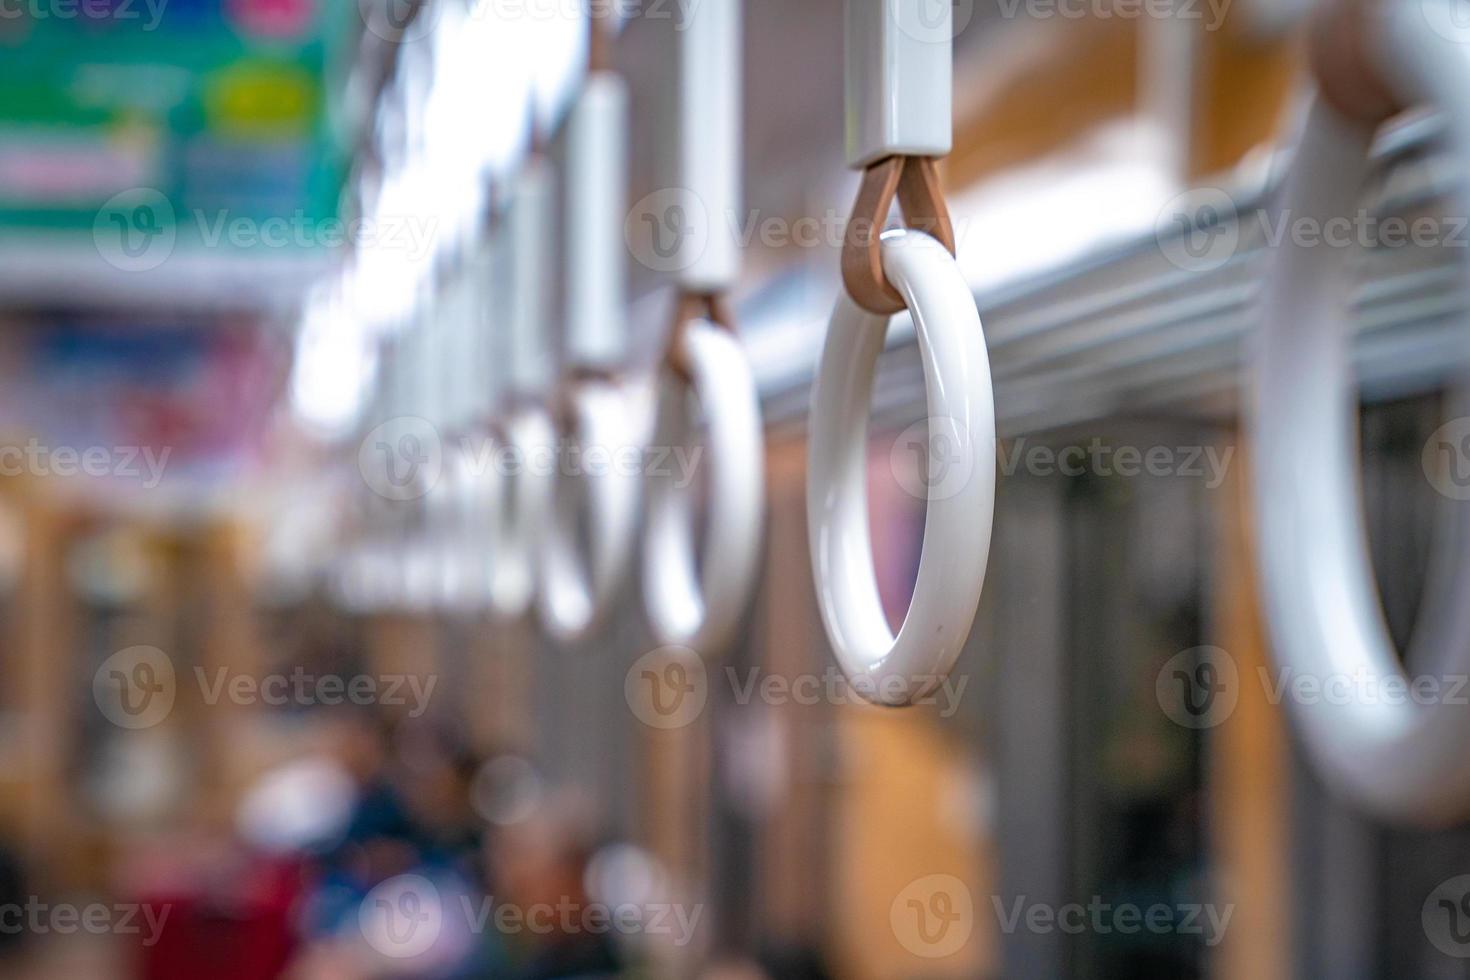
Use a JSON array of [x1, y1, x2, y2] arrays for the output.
[[536, 370, 649, 643], [642, 298, 764, 658], [431, 429, 489, 610], [1252, 0, 1470, 824], [487, 401, 556, 619], [841, 155, 957, 316], [450, 420, 502, 609], [810, 229, 995, 705]]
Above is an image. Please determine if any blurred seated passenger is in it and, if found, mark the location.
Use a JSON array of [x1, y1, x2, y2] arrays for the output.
[[286, 711, 494, 980], [487, 792, 624, 979], [299, 708, 419, 939], [396, 723, 486, 879], [698, 942, 835, 980]]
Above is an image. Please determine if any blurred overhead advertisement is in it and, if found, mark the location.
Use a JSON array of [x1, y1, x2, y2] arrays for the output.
[[0, 0, 355, 259], [0, 315, 290, 503]]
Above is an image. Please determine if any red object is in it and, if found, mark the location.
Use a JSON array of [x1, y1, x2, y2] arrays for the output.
[[132, 856, 302, 980]]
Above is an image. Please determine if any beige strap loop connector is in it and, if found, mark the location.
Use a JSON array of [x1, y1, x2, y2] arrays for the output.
[[664, 291, 736, 384], [840, 155, 957, 316], [1308, 0, 1404, 125]]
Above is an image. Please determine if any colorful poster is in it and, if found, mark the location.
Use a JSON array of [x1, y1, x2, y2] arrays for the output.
[[0, 0, 355, 255]]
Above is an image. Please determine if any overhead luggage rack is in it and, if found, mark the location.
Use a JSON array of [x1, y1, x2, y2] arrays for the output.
[[757, 111, 1470, 440]]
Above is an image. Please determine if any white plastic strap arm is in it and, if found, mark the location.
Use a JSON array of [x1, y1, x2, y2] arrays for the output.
[[844, 0, 953, 169], [418, 290, 442, 426], [438, 292, 458, 429], [478, 230, 505, 415], [508, 159, 554, 395], [453, 270, 478, 430], [392, 329, 411, 425], [566, 72, 629, 369], [407, 311, 427, 421], [400, 307, 422, 423], [433, 279, 452, 430], [376, 334, 395, 428], [677, 0, 741, 290]]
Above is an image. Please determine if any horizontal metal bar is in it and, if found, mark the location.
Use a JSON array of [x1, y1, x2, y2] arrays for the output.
[[752, 110, 1470, 439]]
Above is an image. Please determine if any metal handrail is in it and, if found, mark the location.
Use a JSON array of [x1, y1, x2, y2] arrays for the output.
[[752, 110, 1467, 439]]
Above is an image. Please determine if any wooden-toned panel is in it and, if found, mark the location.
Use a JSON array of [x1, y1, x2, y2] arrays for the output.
[[1211, 446, 1291, 980], [1190, 25, 1301, 177], [950, 20, 1139, 189]]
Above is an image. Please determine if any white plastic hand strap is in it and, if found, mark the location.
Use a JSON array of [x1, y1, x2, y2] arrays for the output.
[[642, 319, 764, 654], [539, 380, 649, 640], [676, 0, 740, 290], [640, 0, 764, 658], [438, 269, 493, 610], [565, 71, 629, 369], [490, 161, 555, 619], [809, 230, 994, 703], [464, 233, 511, 608], [490, 406, 554, 619], [508, 159, 554, 394], [400, 305, 443, 610], [807, 1, 989, 706], [537, 67, 646, 642], [1252, 0, 1470, 825], [426, 279, 465, 604], [350, 333, 410, 610]]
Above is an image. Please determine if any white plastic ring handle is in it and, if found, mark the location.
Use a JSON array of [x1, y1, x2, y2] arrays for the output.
[[488, 406, 555, 619], [441, 436, 502, 611], [1252, 0, 1470, 825], [641, 322, 764, 656], [808, 229, 995, 705], [537, 380, 648, 642]]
